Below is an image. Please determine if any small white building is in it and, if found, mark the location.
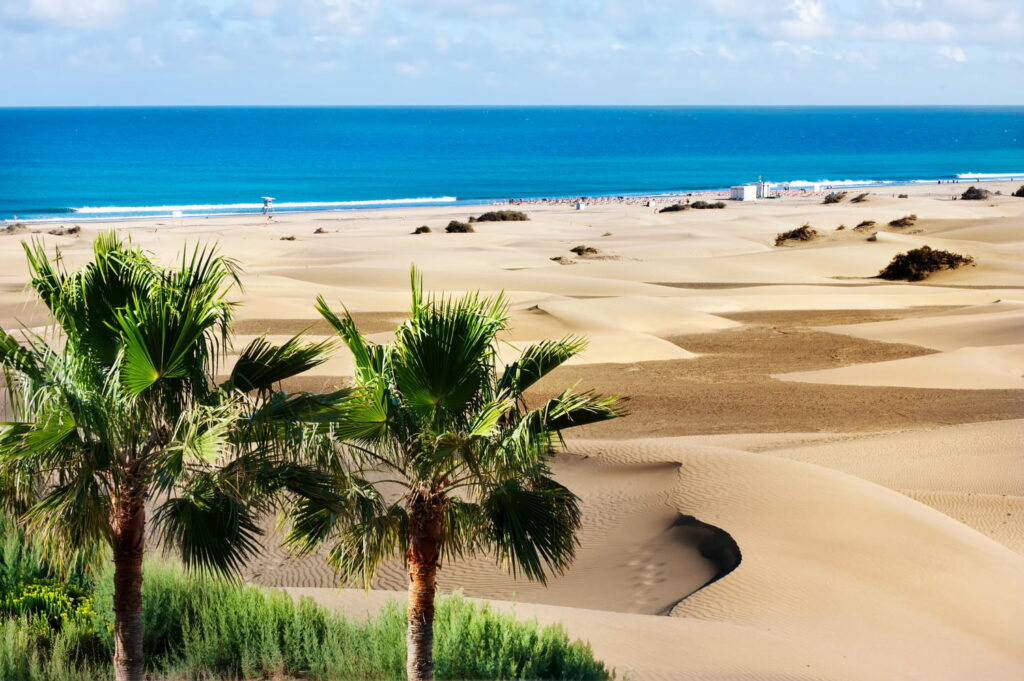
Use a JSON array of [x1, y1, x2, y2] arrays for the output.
[[729, 184, 757, 201], [575, 200, 586, 211], [756, 181, 773, 198]]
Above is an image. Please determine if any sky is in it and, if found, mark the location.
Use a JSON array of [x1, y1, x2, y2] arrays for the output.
[[1, 0, 1023, 105]]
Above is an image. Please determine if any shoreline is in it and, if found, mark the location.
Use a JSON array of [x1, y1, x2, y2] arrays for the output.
[[6, 173, 1023, 226]]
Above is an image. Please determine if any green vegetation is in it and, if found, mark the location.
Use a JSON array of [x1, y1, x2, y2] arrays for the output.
[[960, 186, 991, 200], [897, 193, 909, 198], [878, 245, 975, 281], [822, 191, 847, 204], [570, 245, 599, 256], [445, 220, 474, 233], [1011, 185, 1024, 198], [774, 224, 818, 246], [0, 522, 609, 681], [469, 210, 529, 222], [855, 220, 876, 230], [0, 234, 337, 681], [850, 193, 869, 203], [300, 270, 623, 680], [657, 203, 689, 213], [413, 225, 432, 234], [658, 200, 725, 211], [888, 214, 917, 228]]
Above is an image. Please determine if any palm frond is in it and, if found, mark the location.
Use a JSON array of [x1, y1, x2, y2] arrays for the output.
[[481, 476, 581, 584], [391, 290, 508, 421], [153, 488, 263, 575], [498, 337, 587, 398], [315, 296, 388, 386], [539, 389, 626, 432], [226, 334, 334, 393]]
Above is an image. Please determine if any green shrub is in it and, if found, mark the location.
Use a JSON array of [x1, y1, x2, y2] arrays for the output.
[[412, 225, 431, 234], [897, 193, 909, 198], [2, 557, 609, 681], [470, 210, 529, 222], [855, 220, 876, 230], [570, 246, 599, 256], [960, 186, 990, 200], [850, 193, 869, 203], [445, 221, 474, 233], [658, 203, 689, 213], [774, 224, 818, 246], [1011, 185, 1024, 198], [822, 191, 847, 204], [690, 200, 726, 209], [1, 582, 95, 632], [878, 245, 975, 281]]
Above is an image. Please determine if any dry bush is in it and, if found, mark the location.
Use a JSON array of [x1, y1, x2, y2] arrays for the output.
[[774, 224, 818, 246], [888, 214, 917, 228], [878, 245, 974, 281]]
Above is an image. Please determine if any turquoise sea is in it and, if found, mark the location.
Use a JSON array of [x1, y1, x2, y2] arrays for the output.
[[1, 106, 1022, 221]]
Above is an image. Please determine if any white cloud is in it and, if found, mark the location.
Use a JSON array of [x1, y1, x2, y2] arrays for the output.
[[6, 0, 132, 29], [937, 45, 966, 62], [772, 40, 819, 61], [717, 44, 738, 61], [395, 61, 424, 75], [777, 0, 833, 39], [875, 19, 957, 41]]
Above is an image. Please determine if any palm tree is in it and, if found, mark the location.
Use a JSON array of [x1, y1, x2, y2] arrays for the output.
[[0, 233, 339, 681], [288, 269, 624, 681]]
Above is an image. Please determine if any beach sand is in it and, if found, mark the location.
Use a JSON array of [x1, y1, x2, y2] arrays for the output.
[[3, 180, 1022, 679]]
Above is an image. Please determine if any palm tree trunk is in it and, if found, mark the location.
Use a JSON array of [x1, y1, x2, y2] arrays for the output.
[[406, 497, 442, 681], [112, 483, 146, 681]]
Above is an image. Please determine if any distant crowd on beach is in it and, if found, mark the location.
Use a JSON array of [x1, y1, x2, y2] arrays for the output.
[[488, 186, 837, 208]]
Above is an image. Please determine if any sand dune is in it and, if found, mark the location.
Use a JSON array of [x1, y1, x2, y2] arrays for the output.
[[775, 343, 1024, 389], [571, 437, 1024, 681], [814, 299, 1024, 350], [3, 180, 1023, 680]]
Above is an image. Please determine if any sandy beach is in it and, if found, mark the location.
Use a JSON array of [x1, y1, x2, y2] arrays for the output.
[[2, 180, 1022, 680]]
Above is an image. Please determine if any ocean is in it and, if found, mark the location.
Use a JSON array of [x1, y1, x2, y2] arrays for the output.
[[1, 106, 1022, 222]]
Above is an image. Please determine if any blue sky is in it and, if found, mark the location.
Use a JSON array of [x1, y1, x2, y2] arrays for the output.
[[2, 0, 1022, 105]]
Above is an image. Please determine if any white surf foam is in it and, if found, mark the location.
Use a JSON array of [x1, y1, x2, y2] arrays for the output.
[[71, 196, 459, 214]]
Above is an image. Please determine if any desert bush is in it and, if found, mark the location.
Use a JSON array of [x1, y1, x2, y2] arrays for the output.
[[280, 235, 296, 241], [1011, 185, 1024, 198], [570, 246, 599, 256], [470, 210, 529, 222], [835, 225, 846, 231], [850, 193, 869, 203], [960, 186, 991, 200], [774, 224, 818, 246], [897, 193, 909, 198], [658, 203, 689, 213], [445, 220, 474, 233], [412, 225, 432, 234], [822, 191, 847, 204], [691, 200, 726, 209], [878, 245, 975, 281], [855, 220, 876, 230], [888, 214, 917, 228]]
